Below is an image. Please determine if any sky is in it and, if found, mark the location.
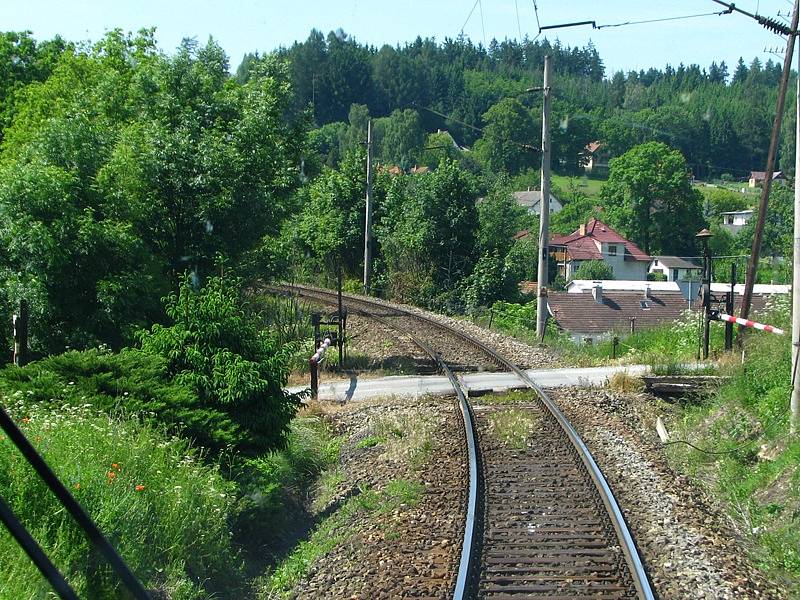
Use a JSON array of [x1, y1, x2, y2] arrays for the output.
[[0, 1, 796, 75]]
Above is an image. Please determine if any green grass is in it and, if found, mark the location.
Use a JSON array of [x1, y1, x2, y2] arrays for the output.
[[488, 409, 539, 449], [262, 479, 424, 598], [552, 173, 606, 198], [355, 435, 386, 449], [0, 397, 243, 599], [480, 389, 532, 404], [664, 295, 800, 595]]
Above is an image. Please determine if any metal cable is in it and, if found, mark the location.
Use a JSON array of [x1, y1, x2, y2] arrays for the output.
[[596, 9, 732, 30]]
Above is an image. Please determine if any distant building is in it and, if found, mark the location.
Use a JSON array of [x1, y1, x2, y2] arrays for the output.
[[511, 190, 563, 216], [549, 218, 651, 281], [547, 283, 691, 342], [547, 280, 778, 343], [719, 209, 753, 235], [566, 280, 681, 293], [749, 171, 785, 188], [649, 256, 702, 282], [583, 141, 611, 174]]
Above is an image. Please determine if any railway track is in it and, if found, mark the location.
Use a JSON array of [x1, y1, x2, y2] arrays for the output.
[[267, 283, 654, 599]]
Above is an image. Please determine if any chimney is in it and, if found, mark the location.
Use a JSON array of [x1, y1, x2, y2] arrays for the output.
[[644, 284, 651, 299], [579, 223, 587, 236], [592, 282, 603, 304]]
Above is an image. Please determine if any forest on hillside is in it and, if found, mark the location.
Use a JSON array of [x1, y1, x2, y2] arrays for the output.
[[235, 29, 794, 180]]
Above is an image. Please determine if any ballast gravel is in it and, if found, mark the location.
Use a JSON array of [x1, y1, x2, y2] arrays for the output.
[[547, 387, 788, 600], [323, 287, 564, 370], [287, 397, 465, 599]]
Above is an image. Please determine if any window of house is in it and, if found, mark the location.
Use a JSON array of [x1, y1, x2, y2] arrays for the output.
[[653, 259, 658, 266], [725, 215, 733, 225], [672, 268, 678, 280], [608, 244, 617, 257]]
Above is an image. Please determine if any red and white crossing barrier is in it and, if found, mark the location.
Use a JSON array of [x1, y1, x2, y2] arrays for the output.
[[714, 313, 785, 335], [311, 337, 332, 364]]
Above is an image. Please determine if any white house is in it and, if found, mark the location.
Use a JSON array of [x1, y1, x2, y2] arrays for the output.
[[719, 209, 753, 235], [649, 256, 702, 282], [549, 219, 651, 281], [511, 190, 563, 216]]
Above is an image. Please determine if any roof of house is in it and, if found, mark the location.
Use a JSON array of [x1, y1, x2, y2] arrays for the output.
[[566, 280, 681, 294], [709, 283, 790, 295], [719, 209, 754, 216], [550, 218, 650, 262], [548, 290, 690, 334], [512, 190, 561, 209], [750, 171, 785, 181], [585, 141, 604, 154], [548, 288, 774, 335], [651, 256, 702, 269]]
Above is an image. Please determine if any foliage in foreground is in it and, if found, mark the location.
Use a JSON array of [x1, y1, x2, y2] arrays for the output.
[[667, 295, 800, 592], [139, 275, 301, 453], [0, 399, 243, 599], [0, 348, 240, 452]]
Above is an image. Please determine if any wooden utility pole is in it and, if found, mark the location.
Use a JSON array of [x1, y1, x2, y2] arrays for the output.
[[536, 55, 552, 341], [363, 119, 374, 294], [741, 0, 799, 327]]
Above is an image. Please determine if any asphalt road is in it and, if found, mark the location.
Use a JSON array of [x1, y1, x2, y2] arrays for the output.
[[288, 365, 649, 402]]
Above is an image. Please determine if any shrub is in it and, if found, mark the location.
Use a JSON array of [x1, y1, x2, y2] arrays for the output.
[[0, 348, 241, 452], [573, 260, 614, 280], [0, 398, 243, 598], [138, 275, 300, 453]]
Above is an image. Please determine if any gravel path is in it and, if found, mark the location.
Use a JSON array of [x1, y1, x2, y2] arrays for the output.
[[287, 397, 465, 599], [547, 387, 788, 600]]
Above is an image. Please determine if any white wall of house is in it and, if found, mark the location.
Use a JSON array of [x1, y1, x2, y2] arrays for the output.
[[649, 262, 700, 282], [600, 241, 649, 280], [567, 242, 648, 281]]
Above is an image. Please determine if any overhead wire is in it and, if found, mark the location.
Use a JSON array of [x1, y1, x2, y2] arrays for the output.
[[415, 104, 541, 152], [530, 0, 542, 42], [479, 0, 487, 46], [595, 9, 733, 30], [514, 0, 523, 40], [460, 0, 481, 35]]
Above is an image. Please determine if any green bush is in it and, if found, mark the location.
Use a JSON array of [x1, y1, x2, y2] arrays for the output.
[[573, 260, 614, 280], [0, 348, 242, 452], [138, 276, 300, 453], [489, 300, 536, 333], [0, 398, 243, 598]]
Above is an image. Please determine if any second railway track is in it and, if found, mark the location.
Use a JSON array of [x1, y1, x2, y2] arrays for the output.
[[267, 283, 654, 599]]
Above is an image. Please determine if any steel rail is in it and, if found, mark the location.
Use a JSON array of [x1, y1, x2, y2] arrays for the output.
[[270, 283, 654, 599], [270, 283, 480, 597]]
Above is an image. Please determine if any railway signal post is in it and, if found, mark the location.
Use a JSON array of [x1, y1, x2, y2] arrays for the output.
[[696, 229, 713, 359]]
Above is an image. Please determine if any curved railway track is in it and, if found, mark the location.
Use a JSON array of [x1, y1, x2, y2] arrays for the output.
[[267, 283, 654, 599]]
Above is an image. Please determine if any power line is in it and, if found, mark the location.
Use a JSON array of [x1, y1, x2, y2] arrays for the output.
[[530, 0, 542, 42], [537, 8, 733, 34], [479, 0, 487, 46], [596, 10, 732, 30], [415, 104, 542, 152], [460, 0, 480, 35], [531, 0, 541, 31], [514, 0, 523, 40]]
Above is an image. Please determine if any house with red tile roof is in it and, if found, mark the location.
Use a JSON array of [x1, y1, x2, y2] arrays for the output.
[[550, 218, 651, 281], [583, 141, 611, 174]]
